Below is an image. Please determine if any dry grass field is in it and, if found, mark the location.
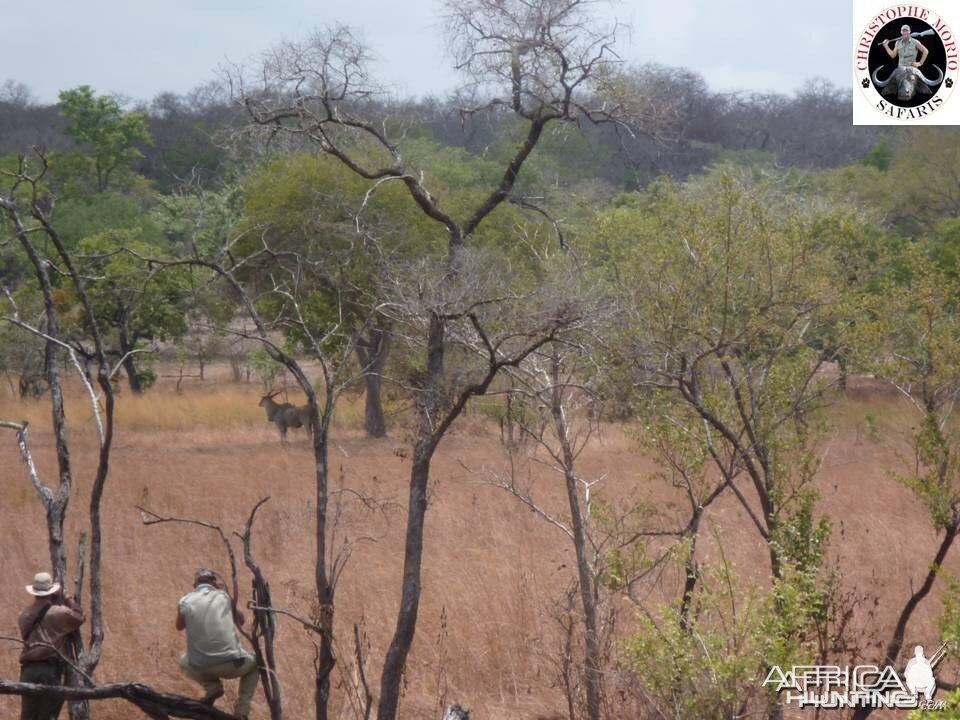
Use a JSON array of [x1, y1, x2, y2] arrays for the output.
[[0, 370, 956, 719]]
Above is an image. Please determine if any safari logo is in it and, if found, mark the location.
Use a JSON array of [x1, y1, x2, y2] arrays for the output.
[[853, 3, 960, 124]]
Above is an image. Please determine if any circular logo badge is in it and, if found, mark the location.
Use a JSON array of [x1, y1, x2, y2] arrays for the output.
[[855, 5, 959, 120]]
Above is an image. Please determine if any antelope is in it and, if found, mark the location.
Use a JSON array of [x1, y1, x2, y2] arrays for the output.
[[258, 391, 312, 442]]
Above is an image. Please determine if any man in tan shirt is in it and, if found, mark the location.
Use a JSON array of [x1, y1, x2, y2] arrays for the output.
[[18, 572, 85, 720], [177, 568, 258, 720]]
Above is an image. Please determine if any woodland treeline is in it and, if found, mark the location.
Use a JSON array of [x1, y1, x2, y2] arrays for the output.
[[0, 67, 879, 194], [2, 1, 960, 719]]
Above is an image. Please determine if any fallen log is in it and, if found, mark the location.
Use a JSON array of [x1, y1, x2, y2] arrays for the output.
[[0, 679, 238, 720]]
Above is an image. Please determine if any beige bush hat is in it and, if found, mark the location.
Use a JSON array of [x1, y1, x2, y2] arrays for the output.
[[26, 572, 61, 597]]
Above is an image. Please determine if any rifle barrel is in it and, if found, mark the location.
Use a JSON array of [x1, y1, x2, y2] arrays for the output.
[[876, 30, 934, 45], [929, 641, 950, 669]]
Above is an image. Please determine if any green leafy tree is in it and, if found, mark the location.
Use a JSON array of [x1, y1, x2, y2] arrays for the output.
[[624, 536, 842, 720], [825, 129, 960, 237], [58, 85, 151, 192], [54, 190, 164, 249], [593, 171, 855, 577], [238, 149, 531, 437], [851, 245, 960, 720], [591, 169, 866, 716], [862, 139, 892, 171], [0, 287, 46, 397], [76, 231, 189, 392]]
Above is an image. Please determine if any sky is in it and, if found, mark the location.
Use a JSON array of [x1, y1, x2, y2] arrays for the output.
[[2, 0, 851, 105]]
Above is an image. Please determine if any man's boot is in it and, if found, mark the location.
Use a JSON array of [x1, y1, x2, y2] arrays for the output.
[[200, 686, 225, 705]]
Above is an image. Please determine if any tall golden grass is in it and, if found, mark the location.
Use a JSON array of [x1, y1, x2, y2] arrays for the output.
[[0, 370, 955, 718], [0, 381, 388, 435]]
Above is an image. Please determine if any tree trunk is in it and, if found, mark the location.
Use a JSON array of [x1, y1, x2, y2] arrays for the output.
[[241, 500, 283, 720], [550, 357, 602, 720], [679, 508, 703, 631], [377, 314, 444, 720], [563, 466, 603, 720], [356, 326, 390, 438], [122, 353, 142, 394], [118, 328, 143, 395], [377, 452, 432, 719], [851, 524, 958, 720], [16, 218, 82, 719], [313, 409, 336, 720], [0, 680, 238, 720], [374, 299, 561, 720], [364, 372, 387, 438]]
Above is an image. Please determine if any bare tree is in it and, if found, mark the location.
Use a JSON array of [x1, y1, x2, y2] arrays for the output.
[[129, 204, 397, 718], [229, 3, 630, 716], [138, 497, 288, 720], [0, 150, 239, 720], [0, 79, 36, 108], [0, 151, 117, 720], [492, 336, 609, 720], [480, 318, 714, 720]]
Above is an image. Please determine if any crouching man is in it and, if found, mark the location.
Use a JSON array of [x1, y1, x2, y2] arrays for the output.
[[18, 572, 85, 720], [177, 568, 258, 719]]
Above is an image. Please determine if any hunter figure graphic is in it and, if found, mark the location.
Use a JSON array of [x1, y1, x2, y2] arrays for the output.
[[883, 24, 930, 68], [904, 645, 936, 701]]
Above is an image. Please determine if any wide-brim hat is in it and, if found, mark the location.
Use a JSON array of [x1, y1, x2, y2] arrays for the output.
[[26, 572, 61, 597]]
